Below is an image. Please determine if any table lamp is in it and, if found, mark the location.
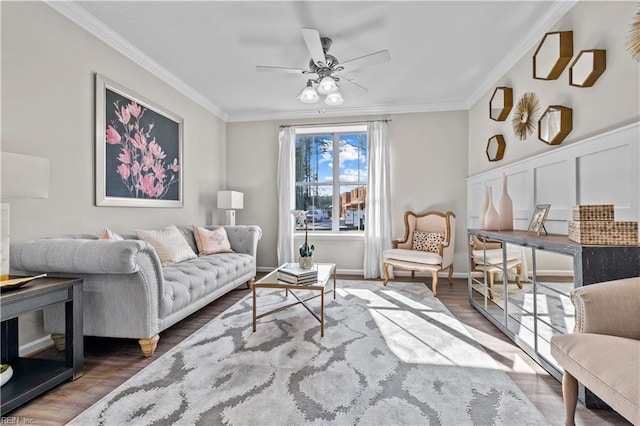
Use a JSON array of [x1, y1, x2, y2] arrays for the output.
[[217, 191, 243, 226], [1, 152, 50, 280]]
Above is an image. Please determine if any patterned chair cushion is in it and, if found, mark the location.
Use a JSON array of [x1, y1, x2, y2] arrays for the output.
[[412, 231, 445, 253]]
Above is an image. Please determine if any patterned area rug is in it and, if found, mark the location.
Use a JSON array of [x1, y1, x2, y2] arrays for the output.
[[71, 280, 550, 425]]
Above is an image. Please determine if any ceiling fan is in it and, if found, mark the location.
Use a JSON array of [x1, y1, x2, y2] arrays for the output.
[[256, 28, 391, 106]]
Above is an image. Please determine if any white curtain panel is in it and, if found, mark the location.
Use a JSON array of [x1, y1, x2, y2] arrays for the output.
[[363, 121, 392, 278], [276, 127, 296, 265]]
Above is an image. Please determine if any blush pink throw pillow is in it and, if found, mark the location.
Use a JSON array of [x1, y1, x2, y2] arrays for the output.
[[99, 228, 124, 241], [193, 225, 234, 256]]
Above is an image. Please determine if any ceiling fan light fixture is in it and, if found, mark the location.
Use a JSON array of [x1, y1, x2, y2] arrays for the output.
[[317, 76, 337, 95], [324, 90, 344, 106], [298, 81, 319, 104]]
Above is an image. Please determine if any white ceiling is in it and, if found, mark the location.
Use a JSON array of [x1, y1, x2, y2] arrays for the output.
[[51, 1, 576, 122]]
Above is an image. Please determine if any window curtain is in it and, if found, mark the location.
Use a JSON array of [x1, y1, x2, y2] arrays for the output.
[[276, 126, 296, 264], [363, 121, 392, 278]]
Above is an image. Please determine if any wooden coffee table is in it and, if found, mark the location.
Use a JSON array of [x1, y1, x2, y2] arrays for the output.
[[251, 263, 336, 337]]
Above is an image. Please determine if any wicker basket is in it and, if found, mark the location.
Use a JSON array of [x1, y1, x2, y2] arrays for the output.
[[572, 204, 615, 222], [568, 220, 638, 245]]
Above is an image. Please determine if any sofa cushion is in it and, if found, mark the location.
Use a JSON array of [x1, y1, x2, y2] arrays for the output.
[[135, 225, 197, 266], [551, 333, 640, 424], [161, 252, 255, 317], [193, 225, 233, 255], [99, 228, 124, 240]]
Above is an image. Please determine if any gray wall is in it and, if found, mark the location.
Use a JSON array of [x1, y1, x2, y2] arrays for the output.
[[226, 111, 469, 275], [2, 2, 226, 345], [468, 1, 640, 176], [2, 2, 226, 243]]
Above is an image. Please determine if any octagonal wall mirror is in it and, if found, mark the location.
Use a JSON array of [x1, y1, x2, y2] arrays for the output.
[[486, 134, 506, 162], [489, 87, 513, 121], [570, 49, 606, 87], [538, 105, 572, 146], [533, 31, 573, 80]]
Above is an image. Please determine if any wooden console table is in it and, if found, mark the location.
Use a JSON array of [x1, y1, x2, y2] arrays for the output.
[[1, 277, 83, 415]]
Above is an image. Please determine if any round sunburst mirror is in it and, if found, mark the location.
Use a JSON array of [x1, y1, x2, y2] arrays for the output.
[[626, 9, 640, 61], [512, 92, 540, 141]]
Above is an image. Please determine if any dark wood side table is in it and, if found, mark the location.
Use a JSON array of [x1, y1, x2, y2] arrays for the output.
[[0, 277, 83, 415]]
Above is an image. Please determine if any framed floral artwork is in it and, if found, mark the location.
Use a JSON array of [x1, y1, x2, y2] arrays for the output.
[[95, 74, 183, 207]]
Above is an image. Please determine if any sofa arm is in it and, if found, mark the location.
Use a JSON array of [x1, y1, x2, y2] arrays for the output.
[[219, 225, 262, 257], [10, 239, 162, 275], [571, 277, 640, 340]]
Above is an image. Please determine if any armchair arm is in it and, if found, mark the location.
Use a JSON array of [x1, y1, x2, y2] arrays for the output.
[[571, 277, 640, 339], [10, 239, 162, 275]]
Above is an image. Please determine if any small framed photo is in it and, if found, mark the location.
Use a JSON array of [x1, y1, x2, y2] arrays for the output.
[[528, 204, 551, 235]]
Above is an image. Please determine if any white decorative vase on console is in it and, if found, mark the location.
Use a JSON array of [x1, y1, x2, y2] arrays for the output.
[[484, 187, 500, 231], [499, 174, 513, 231], [479, 186, 490, 229]]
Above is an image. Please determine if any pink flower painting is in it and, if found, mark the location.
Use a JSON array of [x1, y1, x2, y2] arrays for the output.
[[104, 92, 180, 200]]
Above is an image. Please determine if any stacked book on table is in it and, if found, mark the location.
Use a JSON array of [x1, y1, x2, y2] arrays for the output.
[[277, 264, 318, 285]]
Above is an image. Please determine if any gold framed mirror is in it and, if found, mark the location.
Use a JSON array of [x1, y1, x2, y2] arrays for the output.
[[538, 105, 572, 146], [489, 87, 513, 121], [569, 49, 606, 87], [486, 134, 506, 162], [533, 31, 573, 80]]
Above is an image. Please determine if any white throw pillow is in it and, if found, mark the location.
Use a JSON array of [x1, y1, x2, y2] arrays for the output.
[[135, 225, 197, 266], [193, 225, 234, 256]]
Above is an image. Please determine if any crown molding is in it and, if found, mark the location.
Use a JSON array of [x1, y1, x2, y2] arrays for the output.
[[45, 1, 228, 121], [226, 100, 468, 123], [465, 0, 579, 109]]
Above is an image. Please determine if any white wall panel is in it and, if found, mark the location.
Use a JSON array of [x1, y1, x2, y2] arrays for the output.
[[468, 122, 640, 236]]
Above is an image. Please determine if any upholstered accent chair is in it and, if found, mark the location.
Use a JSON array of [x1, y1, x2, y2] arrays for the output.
[[382, 211, 456, 296], [469, 236, 523, 299]]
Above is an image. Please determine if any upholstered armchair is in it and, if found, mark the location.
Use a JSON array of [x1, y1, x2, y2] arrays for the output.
[[382, 211, 456, 296], [469, 236, 523, 299]]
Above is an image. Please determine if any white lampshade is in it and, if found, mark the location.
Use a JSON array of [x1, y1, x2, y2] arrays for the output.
[[217, 190, 244, 210], [298, 81, 319, 104], [317, 76, 337, 95], [324, 90, 344, 106]]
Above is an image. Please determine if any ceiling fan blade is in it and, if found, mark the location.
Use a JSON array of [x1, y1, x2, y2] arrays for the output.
[[335, 74, 368, 91], [256, 65, 308, 74], [340, 50, 391, 71], [301, 28, 326, 66]]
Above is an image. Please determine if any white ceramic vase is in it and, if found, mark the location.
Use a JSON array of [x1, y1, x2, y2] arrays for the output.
[[1, 365, 13, 387], [484, 187, 500, 231], [499, 174, 514, 231], [479, 185, 490, 229]]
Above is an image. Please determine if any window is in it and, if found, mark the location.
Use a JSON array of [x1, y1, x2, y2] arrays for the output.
[[295, 126, 367, 232]]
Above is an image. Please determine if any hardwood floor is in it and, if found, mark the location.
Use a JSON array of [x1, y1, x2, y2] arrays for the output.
[[6, 275, 629, 425]]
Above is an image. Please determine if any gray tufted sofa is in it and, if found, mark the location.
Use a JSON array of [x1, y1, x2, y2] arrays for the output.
[[10, 225, 261, 356]]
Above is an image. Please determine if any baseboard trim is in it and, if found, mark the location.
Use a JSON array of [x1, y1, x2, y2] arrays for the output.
[[20, 334, 54, 357]]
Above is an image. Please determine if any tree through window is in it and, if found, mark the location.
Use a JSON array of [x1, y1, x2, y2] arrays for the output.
[[295, 128, 367, 232]]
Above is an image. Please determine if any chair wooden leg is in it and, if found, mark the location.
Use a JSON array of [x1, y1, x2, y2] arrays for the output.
[[411, 270, 415, 279], [488, 271, 494, 300], [139, 335, 160, 357], [383, 263, 391, 286], [515, 264, 523, 288], [246, 278, 255, 289], [447, 265, 454, 285], [431, 272, 438, 297], [562, 371, 578, 426]]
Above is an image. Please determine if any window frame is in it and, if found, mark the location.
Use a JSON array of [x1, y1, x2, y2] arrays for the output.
[[294, 126, 367, 233]]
